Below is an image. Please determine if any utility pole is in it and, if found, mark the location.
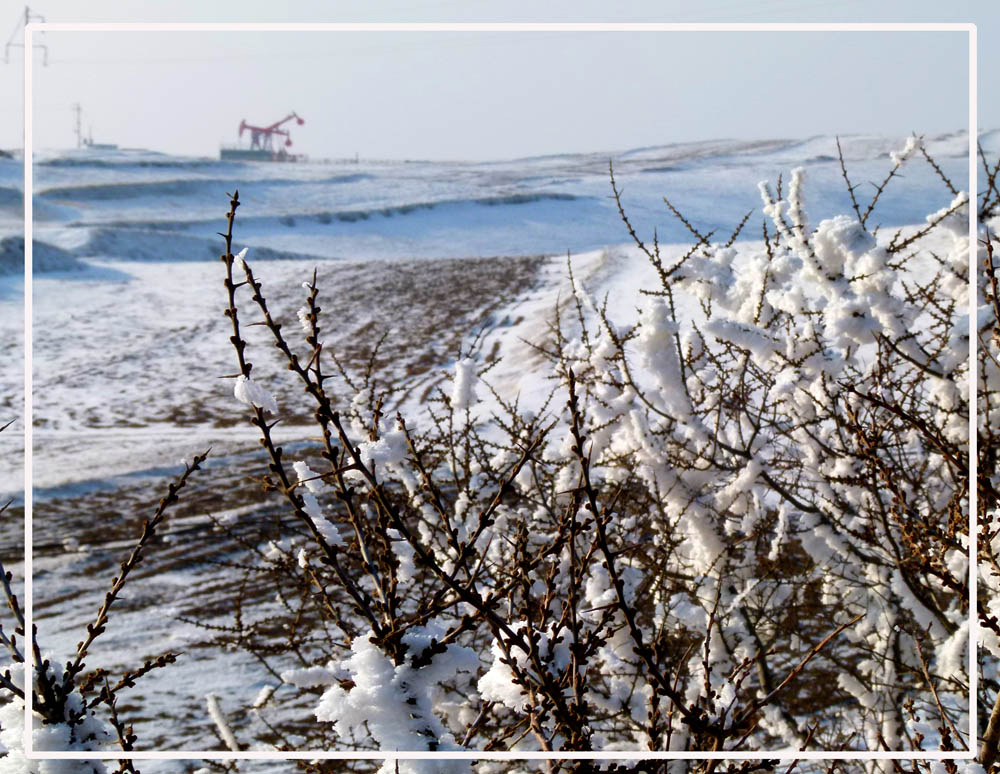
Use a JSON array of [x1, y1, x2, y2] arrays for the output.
[[72, 102, 82, 148], [4, 6, 48, 66]]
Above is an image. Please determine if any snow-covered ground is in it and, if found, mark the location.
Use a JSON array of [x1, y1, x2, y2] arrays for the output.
[[1, 131, 987, 493], [0, 130, 989, 762]]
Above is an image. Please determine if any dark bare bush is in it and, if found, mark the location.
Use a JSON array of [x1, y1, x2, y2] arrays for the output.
[[0, 439, 209, 772]]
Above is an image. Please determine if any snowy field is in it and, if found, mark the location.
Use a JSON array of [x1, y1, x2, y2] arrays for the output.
[[0, 132, 986, 494], [0, 131, 990, 765]]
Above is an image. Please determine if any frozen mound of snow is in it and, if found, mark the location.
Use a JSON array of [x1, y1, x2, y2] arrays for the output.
[[80, 227, 337, 263], [34, 147, 224, 170], [0, 236, 86, 274], [37, 173, 374, 203], [0, 186, 80, 223]]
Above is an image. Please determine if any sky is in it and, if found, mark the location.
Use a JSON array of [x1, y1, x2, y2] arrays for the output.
[[0, 0, 994, 160]]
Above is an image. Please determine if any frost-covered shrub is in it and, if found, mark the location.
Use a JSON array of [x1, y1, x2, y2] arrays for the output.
[[214, 137, 971, 767], [977, 148, 1000, 773], [0, 449, 207, 772]]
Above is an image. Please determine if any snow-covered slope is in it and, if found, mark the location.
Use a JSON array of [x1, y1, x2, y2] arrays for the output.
[[0, 130, 983, 267]]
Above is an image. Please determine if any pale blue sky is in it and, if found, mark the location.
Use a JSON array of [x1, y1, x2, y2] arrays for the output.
[[1, 0, 994, 160]]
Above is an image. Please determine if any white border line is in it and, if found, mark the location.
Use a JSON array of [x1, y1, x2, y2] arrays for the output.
[[968, 21, 980, 759], [22, 12, 33, 764], [24, 22, 977, 32], [22, 21, 977, 762], [9, 751, 983, 762]]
